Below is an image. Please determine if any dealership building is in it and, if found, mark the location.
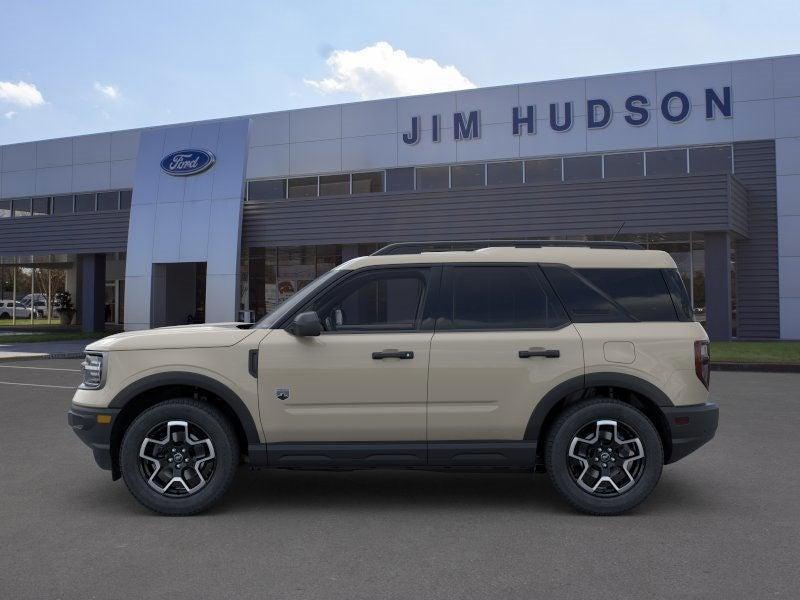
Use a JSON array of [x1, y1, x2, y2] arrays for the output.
[[1, 54, 800, 340]]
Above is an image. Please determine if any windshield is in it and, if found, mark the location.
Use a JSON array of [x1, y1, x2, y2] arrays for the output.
[[255, 269, 342, 329]]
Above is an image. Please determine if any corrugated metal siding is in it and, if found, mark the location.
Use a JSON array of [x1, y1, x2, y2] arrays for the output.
[[733, 140, 779, 339], [243, 174, 740, 247], [729, 176, 750, 237], [0, 211, 130, 256]]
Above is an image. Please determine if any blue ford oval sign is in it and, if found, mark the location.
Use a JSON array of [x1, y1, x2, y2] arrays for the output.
[[160, 149, 215, 176]]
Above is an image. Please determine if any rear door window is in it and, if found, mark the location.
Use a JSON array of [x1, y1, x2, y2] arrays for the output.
[[442, 265, 568, 330]]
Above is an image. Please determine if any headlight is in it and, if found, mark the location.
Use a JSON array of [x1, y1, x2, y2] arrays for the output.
[[81, 352, 105, 389]]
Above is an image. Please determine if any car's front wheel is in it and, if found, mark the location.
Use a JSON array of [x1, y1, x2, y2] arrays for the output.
[[120, 399, 239, 515], [545, 399, 663, 515]]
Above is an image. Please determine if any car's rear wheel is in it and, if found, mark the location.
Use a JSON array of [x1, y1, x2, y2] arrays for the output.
[[120, 398, 239, 515], [545, 399, 663, 515]]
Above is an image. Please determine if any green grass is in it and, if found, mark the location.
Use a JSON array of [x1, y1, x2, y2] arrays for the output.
[[711, 341, 800, 364], [0, 331, 111, 344]]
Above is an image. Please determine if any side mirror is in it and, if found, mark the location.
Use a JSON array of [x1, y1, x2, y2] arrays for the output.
[[289, 311, 323, 337]]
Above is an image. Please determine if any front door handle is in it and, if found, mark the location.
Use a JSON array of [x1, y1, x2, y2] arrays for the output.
[[518, 348, 560, 359], [372, 349, 414, 360]]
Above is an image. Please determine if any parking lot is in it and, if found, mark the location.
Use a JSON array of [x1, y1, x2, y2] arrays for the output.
[[0, 359, 797, 599]]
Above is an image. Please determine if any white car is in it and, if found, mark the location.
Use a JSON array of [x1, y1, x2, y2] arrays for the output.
[[0, 300, 32, 319]]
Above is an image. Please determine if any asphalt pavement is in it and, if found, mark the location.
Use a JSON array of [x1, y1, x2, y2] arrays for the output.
[[0, 360, 797, 599]]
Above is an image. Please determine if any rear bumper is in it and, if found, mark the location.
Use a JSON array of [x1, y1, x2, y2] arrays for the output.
[[67, 404, 120, 472], [663, 402, 719, 464]]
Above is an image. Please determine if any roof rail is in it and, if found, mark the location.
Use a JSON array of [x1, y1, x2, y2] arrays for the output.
[[372, 239, 644, 255]]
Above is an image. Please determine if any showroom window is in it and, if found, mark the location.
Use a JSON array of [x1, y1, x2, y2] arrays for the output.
[[0, 200, 10, 218], [386, 167, 415, 192], [120, 190, 133, 210], [690, 146, 732, 174], [451, 163, 485, 188], [563, 155, 602, 181], [604, 152, 644, 178], [525, 158, 562, 184], [98, 191, 119, 211], [32, 197, 50, 216], [646, 149, 687, 176], [352, 172, 384, 194], [288, 177, 318, 198], [74, 194, 96, 212], [487, 161, 523, 186], [416, 166, 450, 191], [12, 198, 32, 218], [52, 195, 74, 214], [249, 179, 286, 201], [319, 174, 350, 196]]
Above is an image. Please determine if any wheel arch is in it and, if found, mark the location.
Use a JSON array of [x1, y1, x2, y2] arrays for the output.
[[525, 373, 674, 466], [108, 372, 260, 479]]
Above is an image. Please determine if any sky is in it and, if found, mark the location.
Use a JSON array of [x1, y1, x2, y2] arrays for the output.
[[1, 0, 799, 145]]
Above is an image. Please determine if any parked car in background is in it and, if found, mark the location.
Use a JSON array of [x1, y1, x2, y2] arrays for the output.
[[0, 300, 32, 319], [20, 296, 48, 318]]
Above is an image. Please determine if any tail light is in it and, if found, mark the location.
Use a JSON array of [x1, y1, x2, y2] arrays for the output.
[[694, 340, 710, 389]]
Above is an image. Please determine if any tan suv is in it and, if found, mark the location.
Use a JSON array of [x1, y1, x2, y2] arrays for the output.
[[68, 241, 718, 516]]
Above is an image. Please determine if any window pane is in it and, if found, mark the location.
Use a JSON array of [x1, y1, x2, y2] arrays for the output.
[[646, 149, 686, 176], [52, 195, 74, 214], [119, 190, 132, 210], [386, 167, 415, 192], [12, 198, 32, 217], [578, 268, 678, 321], [0, 200, 10, 218], [525, 158, 562, 183], [542, 266, 631, 322], [317, 272, 426, 330], [74, 194, 96, 212], [352, 172, 384, 194], [287, 177, 317, 198], [98, 191, 119, 211], [416, 166, 449, 191], [487, 161, 523, 186], [32, 197, 49, 216], [450, 266, 567, 330], [249, 179, 286, 201], [604, 153, 644, 178], [319, 174, 350, 196], [564, 155, 602, 181], [451, 163, 485, 188], [277, 246, 316, 303], [315, 244, 342, 274], [690, 146, 732, 174]]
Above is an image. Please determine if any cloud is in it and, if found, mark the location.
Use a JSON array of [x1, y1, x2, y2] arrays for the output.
[[0, 81, 44, 107], [4, 110, 16, 119], [93, 82, 121, 100], [304, 41, 475, 100]]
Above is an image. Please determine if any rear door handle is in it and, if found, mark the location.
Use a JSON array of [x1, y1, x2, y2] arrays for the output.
[[372, 349, 414, 360], [518, 348, 560, 359]]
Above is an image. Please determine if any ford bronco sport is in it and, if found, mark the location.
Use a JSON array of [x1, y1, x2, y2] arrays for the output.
[[68, 241, 718, 515]]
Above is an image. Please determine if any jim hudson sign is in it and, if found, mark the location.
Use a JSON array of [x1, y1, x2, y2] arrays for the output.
[[401, 86, 732, 145]]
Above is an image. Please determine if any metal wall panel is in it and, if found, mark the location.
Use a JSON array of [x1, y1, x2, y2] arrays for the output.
[[0, 211, 130, 256], [733, 140, 780, 339], [242, 173, 745, 247]]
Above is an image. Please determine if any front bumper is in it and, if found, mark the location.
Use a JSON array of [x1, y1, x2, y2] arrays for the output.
[[67, 404, 121, 472], [663, 402, 719, 464]]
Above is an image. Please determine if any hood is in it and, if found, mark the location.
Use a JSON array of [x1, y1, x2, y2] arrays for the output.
[[86, 322, 256, 352]]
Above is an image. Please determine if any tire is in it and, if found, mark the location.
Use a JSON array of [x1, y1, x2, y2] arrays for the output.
[[0, 312, 9, 320], [545, 398, 663, 516], [120, 398, 239, 516]]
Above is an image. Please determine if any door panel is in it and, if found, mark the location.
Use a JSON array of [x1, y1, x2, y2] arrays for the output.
[[258, 329, 432, 442], [427, 327, 584, 440]]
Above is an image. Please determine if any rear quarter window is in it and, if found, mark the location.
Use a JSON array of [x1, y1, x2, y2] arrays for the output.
[[576, 268, 679, 321]]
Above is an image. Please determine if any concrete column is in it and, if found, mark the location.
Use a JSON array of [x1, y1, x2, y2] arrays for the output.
[[80, 254, 106, 333], [704, 232, 732, 341]]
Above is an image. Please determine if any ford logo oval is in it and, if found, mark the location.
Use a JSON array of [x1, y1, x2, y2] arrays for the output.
[[160, 149, 216, 176]]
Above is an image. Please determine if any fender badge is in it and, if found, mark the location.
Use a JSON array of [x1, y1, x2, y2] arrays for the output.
[[275, 388, 290, 401]]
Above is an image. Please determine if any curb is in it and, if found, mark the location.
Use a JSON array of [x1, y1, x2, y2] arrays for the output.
[[712, 362, 800, 373]]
